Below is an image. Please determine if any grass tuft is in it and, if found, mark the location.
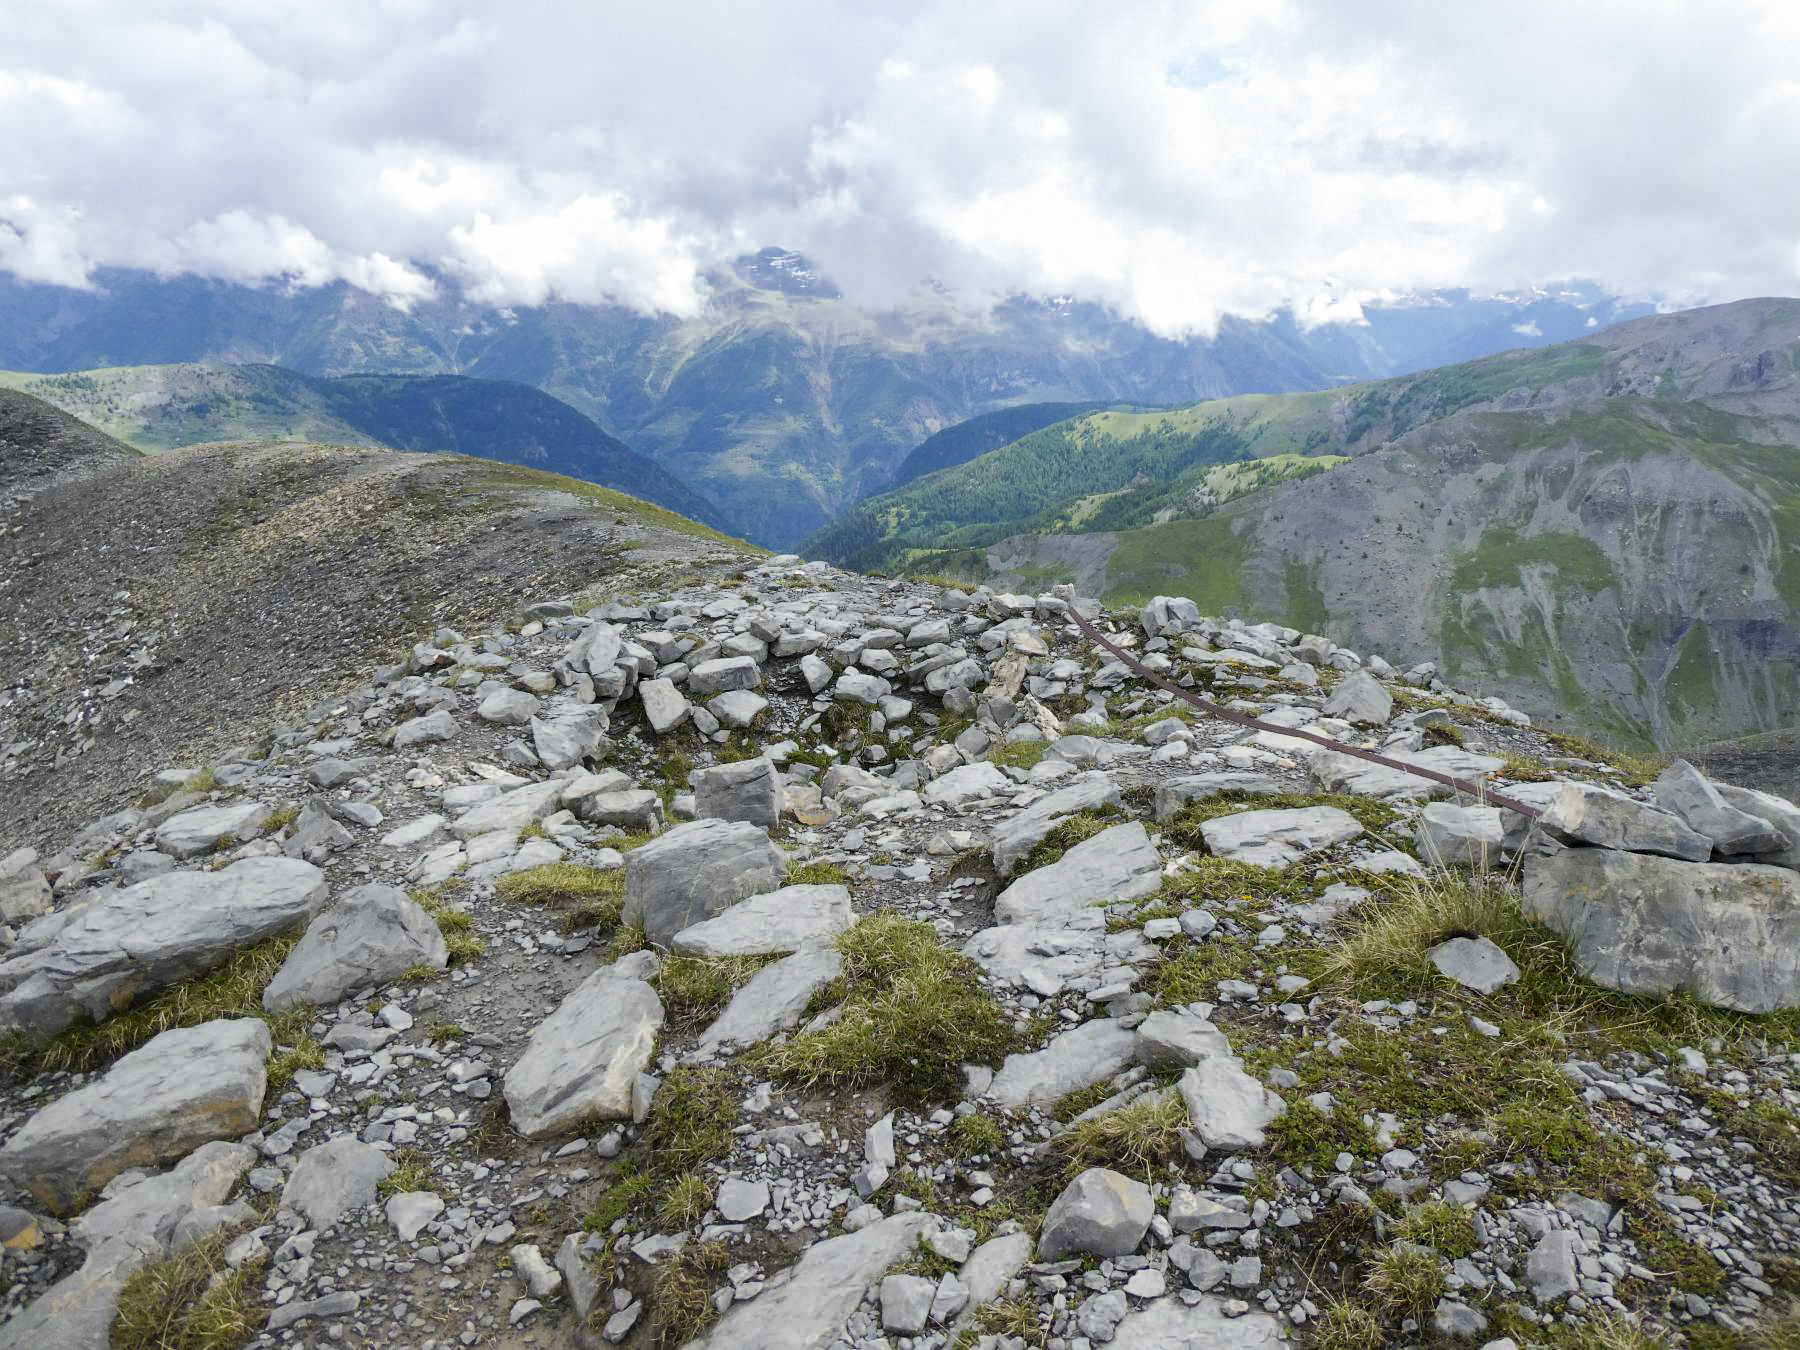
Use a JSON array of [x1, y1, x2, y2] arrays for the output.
[[1362, 1242, 1445, 1321], [754, 912, 1014, 1105], [266, 1037, 325, 1092], [787, 860, 849, 886], [111, 1229, 267, 1350], [644, 1067, 736, 1175], [496, 862, 624, 934], [1052, 1090, 1189, 1178], [655, 954, 774, 1029], [656, 1172, 712, 1229], [949, 1112, 1006, 1156], [378, 1147, 443, 1197], [649, 1239, 730, 1346]]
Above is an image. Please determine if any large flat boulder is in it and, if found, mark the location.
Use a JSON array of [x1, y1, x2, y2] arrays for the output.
[[0, 1017, 270, 1214], [991, 772, 1123, 875], [0, 856, 328, 1038], [153, 800, 270, 859], [1653, 759, 1787, 856], [1522, 848, 1800, 1012], [1039, 1168, 1152, 1259], [504, 964, 664, 1135], [1717, 782, 1800, 869], [963, 917, 1156, 999], [924, 762, 1011, 807], [262, 884, 448, 1011], [622, 818, 787, 945], [1541, 783, 1711, 861], [1309, 745, 1504, 801], [994, 822, 1162, 926], [671, 885, 852, 956], [1200, 806, 1362, 867], [1178, 1052, 1284, 1151], [281, 1135, 395, 1229], [687, 1212, 937, 1349]]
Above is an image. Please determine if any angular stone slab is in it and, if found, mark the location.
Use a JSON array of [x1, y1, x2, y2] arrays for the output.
[[695, 944, 842, 1057], [692, 757, 783, 829], [671, 885, 852, 957], [1200, 806, 1362, 867], [622, 818, 787, 945], [988, 1017, 1138, 1108], [991, 772, 1123, 875], [1416, 803, 1505, 868], [1717, 782, 1800, 869], [451, 780, 565, 840], [1107, 1296, 1285, 1349], [154, 800, 270, 859], [1178, 1052, 1284, 1151], [687, 1212, 937, 1349], [1039, 1168, 1152, 1259], [1309, 745, 1504, 801], [1522, 848, 1800, 1012], [1153, 772, 1281, 823], [994, 821, 1161, 926], [924, 762, 1012, 807], [263, 884, 448, 1011], [282, 1135, 394, 1229], [0, 856, 328, 1038], [504, 966, 664, 1135], [1654, 759, 1786, 856], [1541, 782, 1711, 862], [0, 1018, 270, 1214]]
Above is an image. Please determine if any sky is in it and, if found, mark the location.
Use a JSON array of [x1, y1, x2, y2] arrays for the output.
[[2, 0, 1797, 337]]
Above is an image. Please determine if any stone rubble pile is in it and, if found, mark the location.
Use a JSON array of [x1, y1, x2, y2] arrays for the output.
[[0, 564, 1795, 1350]]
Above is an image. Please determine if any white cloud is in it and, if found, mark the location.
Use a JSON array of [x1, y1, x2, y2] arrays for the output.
[[0, 0, 1795, 331], [1512, 321, 1544, 337]]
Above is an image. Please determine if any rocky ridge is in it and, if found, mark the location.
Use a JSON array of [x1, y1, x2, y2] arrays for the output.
[[1, 560, 1799, 1350]]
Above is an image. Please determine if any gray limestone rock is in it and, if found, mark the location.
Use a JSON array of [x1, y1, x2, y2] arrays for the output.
[[1653, 759, 1786, 855], [689, 656, 761, 696], [988, 1016, 1138, 1108], [153, 800, 270, 859], [923, 761, 1011, 806], [0, 849, 51, 924], [991, 772, 1124, 875], [1134, 1010, 1232, 1069], [574, 789, 665, 831], [1153, 772, 1281, 823], [504, 966, 664, 1134], [638, 677, 692, 735], [1310, 745, 1504, 801], [671, 884, 852, 956], [451, 780, 565, 840], [386, 1190, 444, 1241], [262, 884, 448, 1010], [1540, 782, 1711, 862], [880, 1274, 935, 1334], [1322, 670, 1393, 725], [993, 821, 1162, 926], [1522, 848, 1800, 1012], [708, 689, 769, 729], [393, 708, 457, 748], [696, 943, 842, 1056], [281, 1136, 395, 1229], [1106, 1296, 1285, 1348], [0, 856, 328, 1037], [1525, 1229, 1580, 1302], [478, 687, 541, 726], [1039, 1168, 1153, 1259], [1716, 782, 1800, 868], [1200, 806, 1363, 866], [0, 1141, 256, 1350], [622, 818, 787, 945], [692, 757, 783, 829], [1416, 803, 1506, 868], [0, 1018, 270, 1214], [686, 1211, 937, 1349], [1427, 935, 1520, 995], [1178, 1051, 1285, 1151]]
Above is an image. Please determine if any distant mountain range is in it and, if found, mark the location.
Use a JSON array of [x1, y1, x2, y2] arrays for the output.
[[0, 258, 1654, 546], [808, 299, 1800, 750], [0, 364, 726, 530]]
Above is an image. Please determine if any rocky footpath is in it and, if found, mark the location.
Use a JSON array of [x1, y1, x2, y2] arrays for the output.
[[1, 562, 1800, 1349]]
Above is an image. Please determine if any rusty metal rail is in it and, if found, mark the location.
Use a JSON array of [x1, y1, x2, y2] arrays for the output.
[[1059, 604, 1545, 819]]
